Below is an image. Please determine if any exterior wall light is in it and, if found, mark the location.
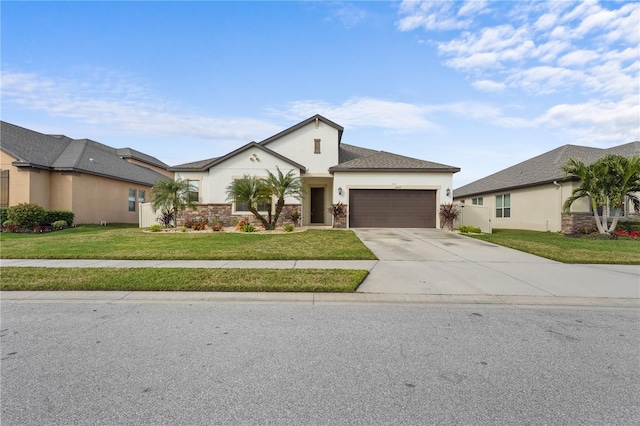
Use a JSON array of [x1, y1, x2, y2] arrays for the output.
[[338, 187, 343, 196]]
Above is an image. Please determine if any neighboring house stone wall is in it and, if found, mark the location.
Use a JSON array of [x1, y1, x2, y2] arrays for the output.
[[177, 204, 302, 228], [561, 213, 595, 234]]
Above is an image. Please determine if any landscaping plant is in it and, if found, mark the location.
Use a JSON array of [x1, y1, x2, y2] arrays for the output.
[[439, 203, 459, 231], [150, 178, 197, 227]]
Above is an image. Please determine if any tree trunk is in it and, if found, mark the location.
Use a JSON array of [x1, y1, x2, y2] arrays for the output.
[[271, 198, 285, 229], [250, 208, 269, 229]]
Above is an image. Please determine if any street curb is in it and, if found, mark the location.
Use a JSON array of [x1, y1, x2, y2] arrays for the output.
[[1, 291, 638, 308]]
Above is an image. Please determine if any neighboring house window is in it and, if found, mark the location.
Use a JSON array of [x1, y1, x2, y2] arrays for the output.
[[472, 197, 483, 206], [0, 170, 8, 208], [129, 189, 136, 212], [496, 194, 510, 218], [138, 190, 145, 204], [235, 198, 271, 213], [187, 180, 200, 203], [314, 139, 321, 154]]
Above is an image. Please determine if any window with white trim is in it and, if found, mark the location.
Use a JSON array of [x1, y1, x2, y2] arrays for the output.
[[472, 197, 483, 205], [235, 198, 271, 213], [496, 193, 510, 218], [187, 180, 199, 203], [128, 189, 136, 212]]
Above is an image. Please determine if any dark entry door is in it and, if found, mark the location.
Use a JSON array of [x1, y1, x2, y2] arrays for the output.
[[310, 188, 325, 224]]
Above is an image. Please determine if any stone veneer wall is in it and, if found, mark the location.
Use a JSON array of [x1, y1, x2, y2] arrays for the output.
[[331, 204, 348, 229], [561, 213, 595, 234], [177, 204, 302, 228]]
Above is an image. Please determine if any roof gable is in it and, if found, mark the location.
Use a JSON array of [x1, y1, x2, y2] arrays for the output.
[[170, 141, 306, 172], [454, 141, 640, 198], [259, 114, 344, 146]]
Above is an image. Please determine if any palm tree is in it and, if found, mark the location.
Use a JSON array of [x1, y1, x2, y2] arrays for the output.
[[563, 154, 640, 233], [150, 178, 197, 227], [225, 175, 272, 229], [263, 167, 303, 229]]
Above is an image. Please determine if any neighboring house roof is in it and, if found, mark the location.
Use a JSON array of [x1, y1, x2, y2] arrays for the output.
[[116, 148, 170, 169], [454, 141, 640, 199], [1, 121, 168, 186], [169, 141, 307, 172], [260, 114, 344, 145], [330, 143, 460, 173]]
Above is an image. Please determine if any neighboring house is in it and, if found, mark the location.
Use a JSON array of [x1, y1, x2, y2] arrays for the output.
[[453, 142, 640, 233], [170, 114, 460, 228], [0, 121, 172, 224]]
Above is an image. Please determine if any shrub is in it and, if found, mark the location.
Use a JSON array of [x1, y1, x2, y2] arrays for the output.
[[149, 224, 163, 232], [180, 227, 187, 233], [283, 224, 295, 232], [52, 220, 68, 229], [185, 221, 207, 231], [3, 219, 13, 227], [156, 209, 175, 227], [235, 219, 250, 230], [458, 225, 481, 234], [239, 223, 256, 233], [211, 221, 224, 232], [0, 207, 7, 224], [439, 203, 459, 231], [7, 203, 46, 229], [42, 210, 74, 226]]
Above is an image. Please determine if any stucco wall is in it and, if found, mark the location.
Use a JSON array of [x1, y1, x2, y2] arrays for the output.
[[70, 173, 152, 224], [456, 181, 593, 232], [1, 150, 36, 206], [261, 120, 339, 174], [176, 146, 302, 209]]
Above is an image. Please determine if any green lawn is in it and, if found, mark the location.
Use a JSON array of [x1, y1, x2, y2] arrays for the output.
[[0, 225, 377, 260], [0, 267, 368, 292], [468, 229, 640, 264]]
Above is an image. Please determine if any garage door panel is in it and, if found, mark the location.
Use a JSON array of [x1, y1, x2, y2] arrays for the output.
[[349, 189, 436, 228]]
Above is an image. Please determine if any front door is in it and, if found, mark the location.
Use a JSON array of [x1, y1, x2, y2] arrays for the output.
[[310, 187, 325, 224]]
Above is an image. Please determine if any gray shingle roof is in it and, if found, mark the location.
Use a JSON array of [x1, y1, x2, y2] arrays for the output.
[[330, 143, 460, 173], [116, 148, 169, 169], [1, 121, 168, 186], [453, 141, 640, 198]]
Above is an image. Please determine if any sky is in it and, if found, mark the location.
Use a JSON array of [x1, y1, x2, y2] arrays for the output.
[[1, 0, 639, 188]]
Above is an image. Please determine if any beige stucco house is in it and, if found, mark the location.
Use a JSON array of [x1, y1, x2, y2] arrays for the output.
[[171, 115, 460, 228], [453, 142, 640, 233], [0, 121, 172, 224]]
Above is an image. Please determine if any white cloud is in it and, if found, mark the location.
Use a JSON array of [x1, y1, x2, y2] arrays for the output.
[[472, 79, 505, 92], [0, 70, 281, 144], [326, 3, 368, 28], [396, 1, 473, 31]]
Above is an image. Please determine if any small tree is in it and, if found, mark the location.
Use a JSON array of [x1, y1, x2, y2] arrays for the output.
[[263, 167, 303, 229], [563, 155, 640, 234], [150, 178, 196, 228], [439, 203, 459, 231], [225, 175, 272, 229]]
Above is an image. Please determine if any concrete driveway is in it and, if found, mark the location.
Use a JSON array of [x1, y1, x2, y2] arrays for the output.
[[353, 228, 640, 299]]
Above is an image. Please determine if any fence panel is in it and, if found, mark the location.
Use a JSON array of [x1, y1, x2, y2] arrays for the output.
[[138, 202, 157, 228], [454, 204, 492, 233]]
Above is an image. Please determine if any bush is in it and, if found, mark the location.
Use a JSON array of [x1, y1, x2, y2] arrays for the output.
[[0, 207, 7, 224], [283, 224, 295, 232], [235, 219, 250, 230], [239, 223, 256, 233], [458, 225, 482, 234], [3, 219, 13, 227], [52, 220, 68, 229], [156, 209, 175, 227], [149, 224, 163, 232], [42, 210, 74, 226], [185, 221, 207, 231], [211, 222, 223, 232], [7, 203, 46, 229]]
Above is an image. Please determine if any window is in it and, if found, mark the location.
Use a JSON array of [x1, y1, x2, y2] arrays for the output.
[[0, 170, 8, 208], [138, 190, 145, 204], [187, 180, 199, 203], [496, 194, 510, 218], [128, 189, 136, 212], [472, 197, 483, 206], [235, 198, 271, 213], [314, 139, 321, 154]]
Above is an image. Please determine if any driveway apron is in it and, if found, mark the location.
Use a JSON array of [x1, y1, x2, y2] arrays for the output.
[[353, 228, 640, 299]]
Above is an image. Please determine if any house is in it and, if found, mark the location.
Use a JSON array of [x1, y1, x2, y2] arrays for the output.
[[0, 121, 172, 224], [170, 114, 460, 228], [453, 142, 640, 233]]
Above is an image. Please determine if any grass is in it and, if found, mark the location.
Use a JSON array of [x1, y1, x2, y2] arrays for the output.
[[0, 267, 369, 292], [468, 229, 640, 264], [0, 224, 376, 260]]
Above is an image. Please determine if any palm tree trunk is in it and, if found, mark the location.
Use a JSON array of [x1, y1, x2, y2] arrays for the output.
[[250, 208, 269, 229]]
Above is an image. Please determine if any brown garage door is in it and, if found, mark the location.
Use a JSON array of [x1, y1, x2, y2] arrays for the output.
[[349, 189, 436, 228]]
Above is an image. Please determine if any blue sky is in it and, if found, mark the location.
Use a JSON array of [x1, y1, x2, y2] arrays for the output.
[[2, 1, 638, 187]]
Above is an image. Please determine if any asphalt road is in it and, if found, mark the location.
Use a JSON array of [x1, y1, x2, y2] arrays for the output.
[[1, 302, 639, 425]]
